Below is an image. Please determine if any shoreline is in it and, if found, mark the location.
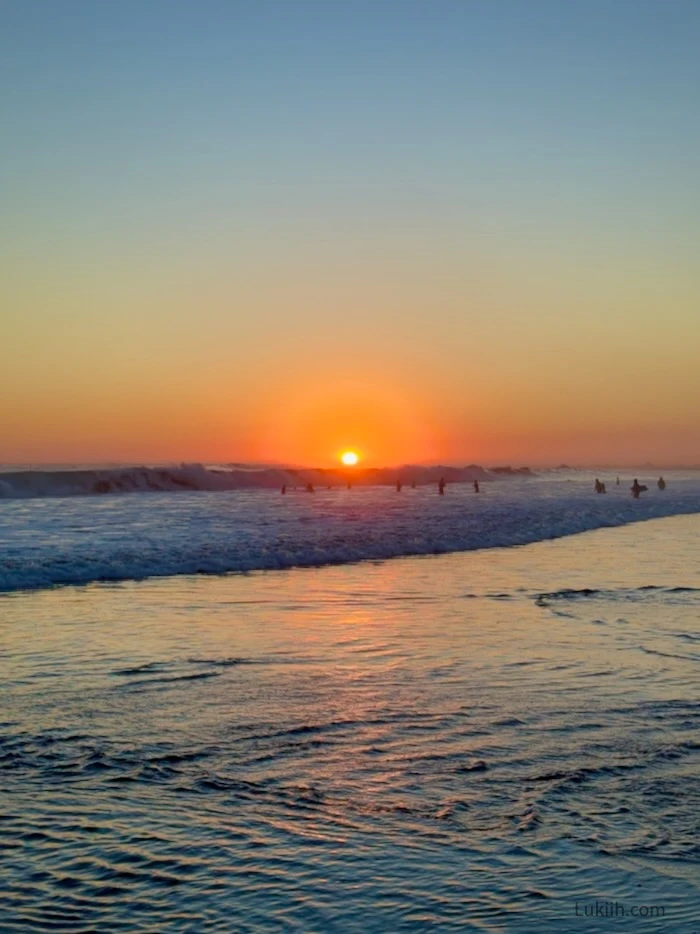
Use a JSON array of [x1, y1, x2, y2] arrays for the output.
[[4, 511, 699, 932]]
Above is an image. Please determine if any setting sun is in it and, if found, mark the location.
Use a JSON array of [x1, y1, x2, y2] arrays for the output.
[[340, 451, 359, 466]]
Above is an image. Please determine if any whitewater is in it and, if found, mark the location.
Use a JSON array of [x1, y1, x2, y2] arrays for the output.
[[1, 467, 699, 593]]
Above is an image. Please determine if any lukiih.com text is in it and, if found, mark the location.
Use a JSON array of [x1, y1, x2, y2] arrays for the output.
[[574, 900, 666, 919]]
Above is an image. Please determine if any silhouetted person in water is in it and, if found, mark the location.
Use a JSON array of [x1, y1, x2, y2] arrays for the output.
[[439, 477, 446, 495], [658, 476, 666, 490], [411, 481, 416, 489], [594, 478, 606, 494], [474, 480, 480, 493], [306, 483, 314, 493], [281, 484, 286, 494], [631, 478, 646, 499], [396, 479, 402, 492], [347, 480, 352, 490], [616, 476, 620, 486]]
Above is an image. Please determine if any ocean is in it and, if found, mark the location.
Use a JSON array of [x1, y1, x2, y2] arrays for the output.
[[2, 468, 699, 931], [2, 466, 700, 592]]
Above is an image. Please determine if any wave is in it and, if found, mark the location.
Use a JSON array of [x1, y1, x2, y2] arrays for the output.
[[535, 585, 700, 606], [2, 477, 700, 592], [0, 462, 496, 500]]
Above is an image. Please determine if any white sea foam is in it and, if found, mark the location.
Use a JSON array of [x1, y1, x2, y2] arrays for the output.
[[1, 470, 698, 593]]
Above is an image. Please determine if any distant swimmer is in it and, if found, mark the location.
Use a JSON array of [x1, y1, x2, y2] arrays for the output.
[[411, 481, 416, 489], [594, 479, 606, 494], [616, 476, 620, 486], [474, 480, 480, 493], [657, 476, 666, 490], [631, 478, 647, 499], [396, 479, 402, 492], [281, 484, 286, 494], [439, 477, 446, 495], [306, 483, 314, 493]]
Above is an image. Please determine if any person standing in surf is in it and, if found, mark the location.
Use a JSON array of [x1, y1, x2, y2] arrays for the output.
[[631, 479, 647, 498]]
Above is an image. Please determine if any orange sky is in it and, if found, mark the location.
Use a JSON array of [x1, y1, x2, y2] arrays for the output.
[[2, 3, 700, 467]]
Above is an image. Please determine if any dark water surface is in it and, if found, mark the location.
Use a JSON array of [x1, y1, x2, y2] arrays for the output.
[[2, 516, 699, 931]]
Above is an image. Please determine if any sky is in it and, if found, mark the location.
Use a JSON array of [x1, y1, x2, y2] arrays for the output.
[[2, 0, 699, 466]]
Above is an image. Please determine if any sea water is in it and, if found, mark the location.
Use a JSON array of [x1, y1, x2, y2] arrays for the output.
[[1, 473, 699, 931], [2, 468, 700, 592]]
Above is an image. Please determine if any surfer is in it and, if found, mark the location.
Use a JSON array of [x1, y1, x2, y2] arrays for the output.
[[631, 479, 646, 499], [657, 476, 666, 490]]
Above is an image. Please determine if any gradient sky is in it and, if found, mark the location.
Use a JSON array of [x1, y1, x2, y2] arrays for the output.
[[2, 0, 699, 466]]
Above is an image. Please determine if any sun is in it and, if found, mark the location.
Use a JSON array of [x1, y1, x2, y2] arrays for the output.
[[340, 451, 359, 466]]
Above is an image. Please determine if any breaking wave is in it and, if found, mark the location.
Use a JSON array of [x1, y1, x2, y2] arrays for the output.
[[0, 462, 496, 500]]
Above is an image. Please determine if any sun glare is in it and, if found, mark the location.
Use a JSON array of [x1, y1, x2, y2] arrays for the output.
[[341, 451, 359, 466]]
